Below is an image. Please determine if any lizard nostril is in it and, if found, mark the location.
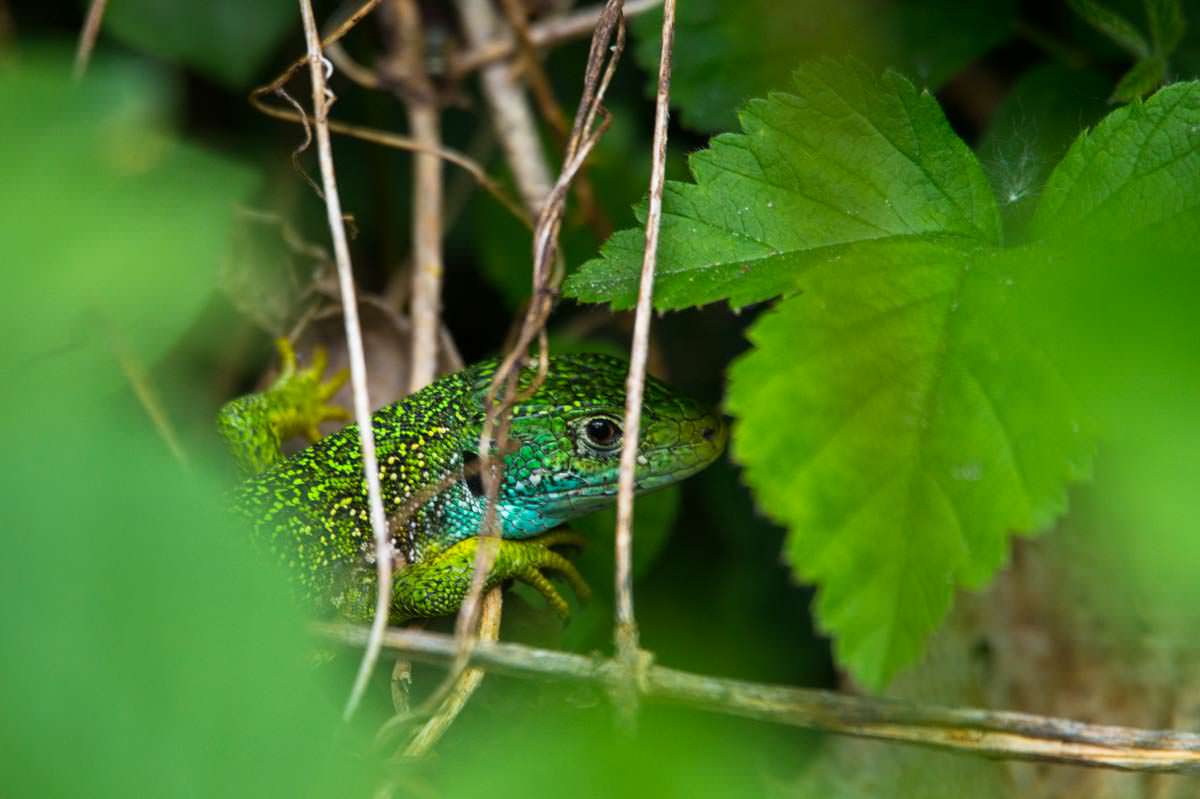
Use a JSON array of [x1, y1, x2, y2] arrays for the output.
[[701, 426, 717, 442]]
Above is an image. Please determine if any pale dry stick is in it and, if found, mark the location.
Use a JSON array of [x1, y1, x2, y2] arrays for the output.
[[404, 0, 561, 755], [297, 0, 394, 722], [382, 0, 444, 394], [260, 0, 384, 96], [611, 0, 675, 722], [379, 0, 458, 751], [453, 0, 660, 76], [402, 589, 503, 755], [73, 0, 109, 80], [498, 0, 612, 241], [321, 622, 1200, 775], [413, 0, 628, 725], [455, 0, 555, 214]]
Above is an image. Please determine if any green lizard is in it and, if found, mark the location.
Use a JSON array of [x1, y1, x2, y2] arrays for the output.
[[220, 341, 726, 623]]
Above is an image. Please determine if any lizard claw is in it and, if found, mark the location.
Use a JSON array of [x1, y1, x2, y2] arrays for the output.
[[268, 339, 352, 443]]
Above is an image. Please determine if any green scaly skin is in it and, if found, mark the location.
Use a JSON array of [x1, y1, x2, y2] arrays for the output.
[[220, 341, 726, 622]]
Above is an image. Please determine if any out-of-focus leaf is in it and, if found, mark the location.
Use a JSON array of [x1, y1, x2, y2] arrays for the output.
[[102, 0, 296, 88], [1067, 0, 1153, 57], [1146, 0, 1187, 55], [1000, 234, 1200, 668], [1111, 54, 1168, 100], [565, 61, 999, 311], [632, 0, 1017, 133], [1, 53, 256, 392], [1, 55, 362, 798], [976, 64, 1111, 236], [1030, 79, 1200, 239], [726, 239, 1092, 689], [0, 400, 369, 797]]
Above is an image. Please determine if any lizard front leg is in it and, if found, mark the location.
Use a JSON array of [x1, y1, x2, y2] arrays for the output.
[[390, 532, 590, 621], [218, 338, 350, 475]]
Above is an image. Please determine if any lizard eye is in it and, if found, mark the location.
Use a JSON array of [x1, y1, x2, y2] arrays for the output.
[[582, 417, 622, 450]]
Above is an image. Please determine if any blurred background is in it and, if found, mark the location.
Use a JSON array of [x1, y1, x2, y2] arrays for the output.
[[3, 1, 1200, 796]]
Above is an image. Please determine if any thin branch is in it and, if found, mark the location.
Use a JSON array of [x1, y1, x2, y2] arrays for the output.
[[398, 0, 566, 752], [452, 0, 661, 76], [417, 0, 628, 722], [498, 0, 612, 241], [381, 0, 443, 394], [297, 0, 394, 722], [319, 623, 1200, 774], [455, 0, 555, 214], [612, 0, 674, 721], [73, 0, 109, 80], [249, 97, 529, 228]]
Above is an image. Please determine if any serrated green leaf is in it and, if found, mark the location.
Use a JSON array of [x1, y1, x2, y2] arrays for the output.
[[565, 61, 999, 311], [1112, 55, 1168, 100], [726, 239, 1092, 688], [102, 0, 295, 88], [1146, 0, 1187, 55], [1031, 80, 1200, 239], [631, 0, 1016, 133], [1068, 0, 1153, 57]]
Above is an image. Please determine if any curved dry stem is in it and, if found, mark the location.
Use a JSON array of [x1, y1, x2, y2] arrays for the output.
[[250, 95, 530, 228]]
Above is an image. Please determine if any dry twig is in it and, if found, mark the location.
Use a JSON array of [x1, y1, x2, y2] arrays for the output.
[[297, 0, 393, 722], [380, 0, 444, 393], [416, 0, 629, 726], [455, 0, 555, 213], [611, 0, 675, 722], [320, 622, 1200, 775], [73, 0, 109, 80], [249, 0, 530, 227], [452, 0, 661, 76]]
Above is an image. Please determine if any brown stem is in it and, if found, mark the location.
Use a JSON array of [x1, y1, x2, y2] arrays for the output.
[[455, 0, 555, 214], [417, 0, 628, 728], [452, 0, 661, 76], [73, 0, 109, 80], [380, 0, 444, 394], [319, 623, 1200, 775]]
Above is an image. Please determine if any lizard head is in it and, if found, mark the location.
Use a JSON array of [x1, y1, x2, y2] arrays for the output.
[[465, 353, 726, 535]]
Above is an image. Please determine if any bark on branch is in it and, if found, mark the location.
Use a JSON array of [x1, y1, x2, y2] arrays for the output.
[[318, 623, 1200, 774]]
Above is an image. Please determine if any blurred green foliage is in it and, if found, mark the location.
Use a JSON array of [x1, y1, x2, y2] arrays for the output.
[[8, 0, 1200, 795], [632, 0, 1018, 132], [1, 52, 366, 796], [101, 0, 297, 88]]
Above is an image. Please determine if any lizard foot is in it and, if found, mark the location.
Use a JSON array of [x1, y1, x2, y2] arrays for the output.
[[269, 337, 351, 443], [388, 534, 592, 622], [509, 538, 592, 618]]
